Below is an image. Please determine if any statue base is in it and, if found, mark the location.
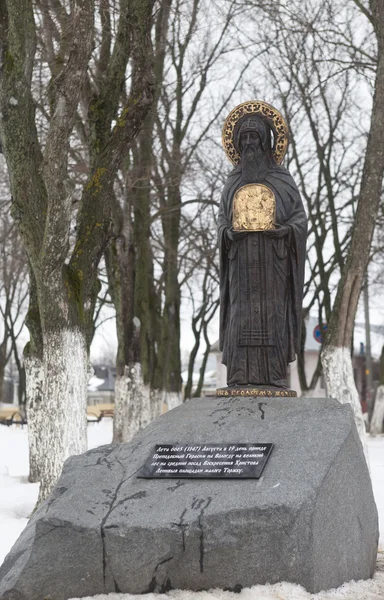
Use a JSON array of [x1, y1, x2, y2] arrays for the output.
[[216, 385, 297, 397], [0, 397, 378, 597]]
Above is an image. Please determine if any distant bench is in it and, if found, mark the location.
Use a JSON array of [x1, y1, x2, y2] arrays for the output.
[[0, 411, 27, 427], [87, 404, 114, 423], [0, 405, 114, 426]]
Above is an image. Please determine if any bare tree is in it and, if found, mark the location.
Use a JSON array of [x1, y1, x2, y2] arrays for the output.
[[150, 0, 255, 409], [0, 0, 156, 501], [237, 0, 378, 413], [322, 0, 384, 463], [0, 198, 28, 406], [107, 0, 255, 442], [259, 3, 364, 395], [183, 201, 220, 400], [104, 0, 172, 443]]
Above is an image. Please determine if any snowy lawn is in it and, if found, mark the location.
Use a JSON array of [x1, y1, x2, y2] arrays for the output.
[[0, 421, 383, 600]]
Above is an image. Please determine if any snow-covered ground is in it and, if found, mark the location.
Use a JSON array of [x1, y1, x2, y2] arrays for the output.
[[0, 420, 113, 566], [0, 422, 383, 600]]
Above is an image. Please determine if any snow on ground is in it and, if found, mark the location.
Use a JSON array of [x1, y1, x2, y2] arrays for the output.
[[0, 421, 383, 600], [0, 419, 113, 565]]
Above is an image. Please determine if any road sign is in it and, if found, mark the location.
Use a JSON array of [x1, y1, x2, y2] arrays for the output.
[[313, 323, 327, 344]]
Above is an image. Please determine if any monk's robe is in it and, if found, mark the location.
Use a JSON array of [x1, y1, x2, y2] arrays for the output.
[[218, 164, 307, 387]]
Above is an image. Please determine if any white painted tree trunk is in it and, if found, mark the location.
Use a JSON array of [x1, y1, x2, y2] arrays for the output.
[[322, 346, 370, 468], [150, 388, 164, 421], [25, 354, 44, 483], [37, 328, 88, 503], [370, 385, 384, 435], [113, 372, 129, 443], [113, 363, 151, 443], [163, 391, 182, 411]]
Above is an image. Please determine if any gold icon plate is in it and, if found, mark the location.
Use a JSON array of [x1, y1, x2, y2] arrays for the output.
[[232, 184, 276, 231]]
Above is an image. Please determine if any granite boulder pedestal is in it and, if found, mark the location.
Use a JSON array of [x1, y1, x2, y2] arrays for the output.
[[0, 396, 379, 600]]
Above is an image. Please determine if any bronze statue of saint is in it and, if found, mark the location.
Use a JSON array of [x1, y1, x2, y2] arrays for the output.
[[218, 101, 307, 391]]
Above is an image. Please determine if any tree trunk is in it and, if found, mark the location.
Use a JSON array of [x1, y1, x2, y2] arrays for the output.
[[150, 387, 163, 420], [109, 0, 172, 439], [322, 1, 384, 464], [133, 0, 173, 416], [371, 345, 384, 435], [36, 328, 88, 503], [156, 173, 183, 408], [24, 269, 44, 483], [25, 323, 89, 494], [114, 363, 151, 443], [322, 347, 369, 463], [105, 222, 137, 443], [193, 343, 210, 399], [0, 343, 6, 405], [24, 354, 44, 483], [17, 365, 26, 407], [370, 386, 384, 435], [163, 390, 181, 410], [113, 372, 129, 444], [297, 317, 309, 394], [184, 336, 201, 400], [0, 0, 156, 503], [133, 118, 161, 418], [184, 302, 206, 400]]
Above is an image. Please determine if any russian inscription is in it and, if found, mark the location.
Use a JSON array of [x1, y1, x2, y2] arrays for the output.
[[138, 443, 273, 479]]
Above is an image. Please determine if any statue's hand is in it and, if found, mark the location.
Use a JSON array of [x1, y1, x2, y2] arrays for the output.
[[226, 227, 248, 242], [263, 224, 290, 238]]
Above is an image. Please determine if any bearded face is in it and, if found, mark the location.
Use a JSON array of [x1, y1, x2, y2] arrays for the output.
[[239, 129, 271, 184]]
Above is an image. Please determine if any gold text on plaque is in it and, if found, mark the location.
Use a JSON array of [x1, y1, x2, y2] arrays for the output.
[[232, 184, 276, 231]]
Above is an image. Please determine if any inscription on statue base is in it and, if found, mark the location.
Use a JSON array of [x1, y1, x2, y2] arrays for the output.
[[216, 387, 297, 397], [138, 443, 273, 479]]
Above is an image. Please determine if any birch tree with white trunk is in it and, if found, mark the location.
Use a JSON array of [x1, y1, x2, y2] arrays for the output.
[[0, 0, 156, 502]]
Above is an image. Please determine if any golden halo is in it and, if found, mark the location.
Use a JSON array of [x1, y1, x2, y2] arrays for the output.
[[222, 100, 289, 165]]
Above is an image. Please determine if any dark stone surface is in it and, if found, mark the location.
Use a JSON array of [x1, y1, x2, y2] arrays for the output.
[[0, 397, 379, 599]]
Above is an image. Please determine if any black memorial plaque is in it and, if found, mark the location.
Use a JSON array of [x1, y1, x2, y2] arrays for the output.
[[138, 443, 273, 479]]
